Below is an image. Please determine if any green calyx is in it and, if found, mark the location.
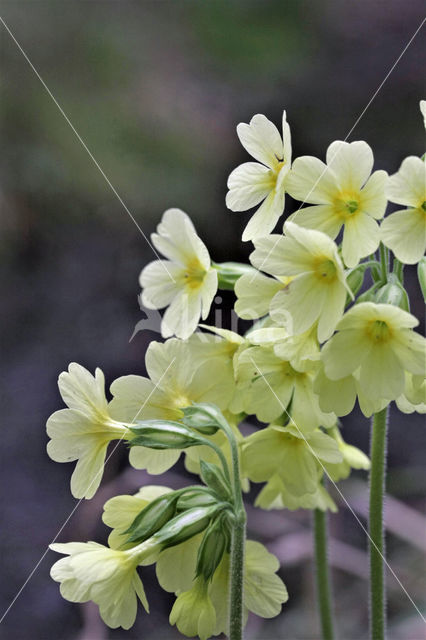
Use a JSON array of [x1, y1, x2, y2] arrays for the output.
[[129, 420, 208, 450]]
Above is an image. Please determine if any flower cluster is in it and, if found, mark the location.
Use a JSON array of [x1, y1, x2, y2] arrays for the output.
[[48, 102, 425, 636]]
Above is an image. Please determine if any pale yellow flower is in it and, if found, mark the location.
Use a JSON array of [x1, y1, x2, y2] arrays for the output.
[[236, 344, 335, 429], [255, 474, 337, 512], [321, 302, 426, 403], [286, 140, 387, 267], [250, 222, 350, 342], [234, 270, 287, 320], [381, 156, 426, 264], [50, 540, 154, 629], [226, 111, 292, 241], [140, 209, 218, 339], [46, 363, 129, 499], [158, 536, 287, 637], [102, 485, 172, 550], [243, 424, 342, 497], [169, 577, 217, 640], [109, 338, 234, 473]]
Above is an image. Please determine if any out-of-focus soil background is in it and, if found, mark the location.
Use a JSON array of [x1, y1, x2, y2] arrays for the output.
[[0, 2, 425, 639]]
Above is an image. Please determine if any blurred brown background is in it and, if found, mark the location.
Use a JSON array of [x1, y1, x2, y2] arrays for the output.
[[0, 1, 425, 639]]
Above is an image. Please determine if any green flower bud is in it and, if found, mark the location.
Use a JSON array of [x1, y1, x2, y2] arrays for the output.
[[176, 488, 219, 511], [125, 492, 180, 543], [212, 261, 257, 290], [200, 460, 231, 501], [195, 516, 230, 582], [182, 405, 220, 435], [182, 403, 228, 433], [129, 420, 207, 450], [153, 506, 219, 549], [375, 275, 410, 311], [417, 257, 426, 303], [356, 283, 381, 304]]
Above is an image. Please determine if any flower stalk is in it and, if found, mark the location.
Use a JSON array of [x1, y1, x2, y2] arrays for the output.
[[368, 406, 389, 640], [313, 507, 335, 640], [226, 420, 247, 640]]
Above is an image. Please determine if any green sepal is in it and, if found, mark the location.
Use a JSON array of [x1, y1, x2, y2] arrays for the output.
[[176, 488, 219, 511], [355, 282, 381, 304], [346, 268, 365, 299], [124, 491, 180, 543], [200, 460, 232, 501], [182, 402, 228, 433], [212, 261, 257, 290], [417, 257, 426, 303], [195, 513, 231, 582], [129, 420, 207, 450], [153, 505, 220, 549], [375, 274, 410, 311], [182, 405, 221, 435]]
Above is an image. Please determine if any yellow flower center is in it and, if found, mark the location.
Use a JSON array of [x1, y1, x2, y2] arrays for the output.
[[313, 257, 337, 283], [366, 320, 392, 343], [275, 160, 286, 174], [182, 258, 206, 290], [172, 392, 192, 409], [421, 201, 426, 212], [334, 192, 360, 219]]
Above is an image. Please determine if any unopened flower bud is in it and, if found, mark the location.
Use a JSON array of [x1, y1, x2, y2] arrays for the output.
[[129, 420, 207, 450], [376, 276, 410, 311], [176, 488, 218, 511], [125, 492, 180, 543], [200, 460, 231, 501], [153, 506, 219, 549], [212, 261, 257, 290], [195, 516, 230, 581]]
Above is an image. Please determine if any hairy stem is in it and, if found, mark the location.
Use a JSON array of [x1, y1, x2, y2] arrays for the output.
[[313, 507, 335, 640], [226, 422, 246, 640], [229, 513, 246, 640], [369, 406, 389, 640]]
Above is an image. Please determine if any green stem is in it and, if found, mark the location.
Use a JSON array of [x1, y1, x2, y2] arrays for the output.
[[313, 508, 335, 640], [369, 406, 389, 640], [379, 243, 388, 283], [224, 421, 246, 640], [393, 257, 404, 284], [229, 514, 246, 640]]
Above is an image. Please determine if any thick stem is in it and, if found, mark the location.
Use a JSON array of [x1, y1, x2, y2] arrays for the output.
[[313, 508, 335, 640], [229, 514, 246, 640], [369, 406, 389, 640], [225, 421, 246, 640]]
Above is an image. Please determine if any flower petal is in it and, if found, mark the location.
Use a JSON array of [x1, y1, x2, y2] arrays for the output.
[[226, 162, 273, 211], [381, 208, 426, 264], [360, 170, 388, 219], [386, 156, 426, 207], [286, 156, 337, 204], [288, 204, 342, 238], [326, 140, 374, 191], [342, 212, 380, 268], [237, 114, 283, 168], [242, 190, 284, 242]]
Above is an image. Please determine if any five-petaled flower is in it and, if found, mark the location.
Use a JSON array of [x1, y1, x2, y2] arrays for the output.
[[140, 208, 218, 340], [226, 111, 292, 242], [286, 140, 387, 267]]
